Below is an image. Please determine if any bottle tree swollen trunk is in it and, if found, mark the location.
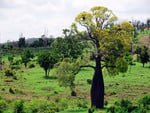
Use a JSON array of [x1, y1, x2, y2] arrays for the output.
[[91, 52, 104, 109]]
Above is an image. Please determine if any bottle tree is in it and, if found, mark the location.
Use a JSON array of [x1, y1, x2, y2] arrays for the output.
[[75, 6, 133, 109]]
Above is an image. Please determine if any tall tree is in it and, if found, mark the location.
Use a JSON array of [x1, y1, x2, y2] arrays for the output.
[[18, 37, 26, 48], [75, 6, 133, 109]]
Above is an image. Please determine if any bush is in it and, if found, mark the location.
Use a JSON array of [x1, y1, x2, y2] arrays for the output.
[[0, 99, 8, 113], [77, 99, 88, 109], [139, 95, 150, 110], [57, 98, 68, 111], [5, 69, 14, 77], [14, 100, 25, 113], [107, 96, 150, 113], [28, 64, 35, 68], [107, 99, 134, 113], [27, 99, 59, 113], [13, 60, 21, 65], [139, 95, 150, 107], [119, 99, 132, 109], [10, 65, 20, 70]]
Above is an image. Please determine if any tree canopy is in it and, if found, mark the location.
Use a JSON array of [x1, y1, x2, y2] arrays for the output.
[[75, 6, 133, 75], [38, 51, 58, 78]]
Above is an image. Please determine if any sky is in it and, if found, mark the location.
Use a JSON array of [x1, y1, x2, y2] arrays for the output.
[[0, 0, 149, 43]]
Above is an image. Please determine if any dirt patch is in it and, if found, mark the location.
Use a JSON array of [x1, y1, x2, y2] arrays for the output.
[[139, 36, 150, 49]]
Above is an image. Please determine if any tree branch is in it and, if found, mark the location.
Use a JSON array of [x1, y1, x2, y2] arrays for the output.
[[80, 65, 95, 70]]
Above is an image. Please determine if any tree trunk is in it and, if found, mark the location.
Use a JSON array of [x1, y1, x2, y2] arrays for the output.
[[91, 55, 104, 109], [45, 69, 48, 78], [142, 63, 145, 67]]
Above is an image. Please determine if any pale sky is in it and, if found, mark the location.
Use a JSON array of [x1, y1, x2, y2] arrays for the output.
[[0, 0, 149, 43]]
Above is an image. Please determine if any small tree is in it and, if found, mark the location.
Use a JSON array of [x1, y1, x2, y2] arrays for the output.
[[38, 51, 57, 78], [136, 46, 149, 67], [55, 58, 82, 96], [21, 49, 34, 68]]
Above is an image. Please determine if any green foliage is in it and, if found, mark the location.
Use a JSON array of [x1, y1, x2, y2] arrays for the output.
[[0, 99, 8, 113], [116, 57, 128, 73], [51, 34, 84, 60], [38, 51, 58, 77], [56, 98, 68, 111], [139, 95, 150, 108], [75, 6, 133, 76], [27, 99, 59, 113], [125, 55, 133, 65], [55, 58, 80, 94], [8, 55, 14, 65], [136, 45, 149, 67], [5, 69, 15, 77], [14, 100, 25, 113], [107, 96, 150, 113], [77, 99, 88, 109], [21, 49, 34, 68]]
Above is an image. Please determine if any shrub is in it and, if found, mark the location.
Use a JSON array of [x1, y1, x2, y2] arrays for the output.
[[106, 97, 150, 113], [14, 100, 25, 113], [107, 99, 134, 113], [13, 60, 21, 65], [77, 99, 88, 108], [139, 95, 150, 110], [57, 98, 68, 111], [0, 99, 8, 113], [10, 65, 20, 70], [5, 69, 14, 77], [119, 99, 132, 109], [28, 64, 35, 68], [28, 99, 59, 113]]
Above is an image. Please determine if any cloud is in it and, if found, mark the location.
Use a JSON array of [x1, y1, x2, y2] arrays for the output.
[[0, 0, 149, 43]]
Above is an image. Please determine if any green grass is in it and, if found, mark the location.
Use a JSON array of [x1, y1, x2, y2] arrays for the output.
[[137, 29, 150, 38], [0, 57, 150, 112]]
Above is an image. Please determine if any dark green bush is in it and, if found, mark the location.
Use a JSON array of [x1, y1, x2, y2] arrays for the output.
[[107, 96, 150, 113], [120, 99, 132, 109], [28, 64, 35, 68], [87, 79, 92, 84], [14, 100, 25, 113], [139, 95, 150, 107], [107, 99, 134, 113], [5, 69, 14, 77], [0, 99, 8, 113], [10, 65, 20, 70]]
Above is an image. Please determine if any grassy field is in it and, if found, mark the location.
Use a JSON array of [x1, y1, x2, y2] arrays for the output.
[[0, 54, 150, 112]]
